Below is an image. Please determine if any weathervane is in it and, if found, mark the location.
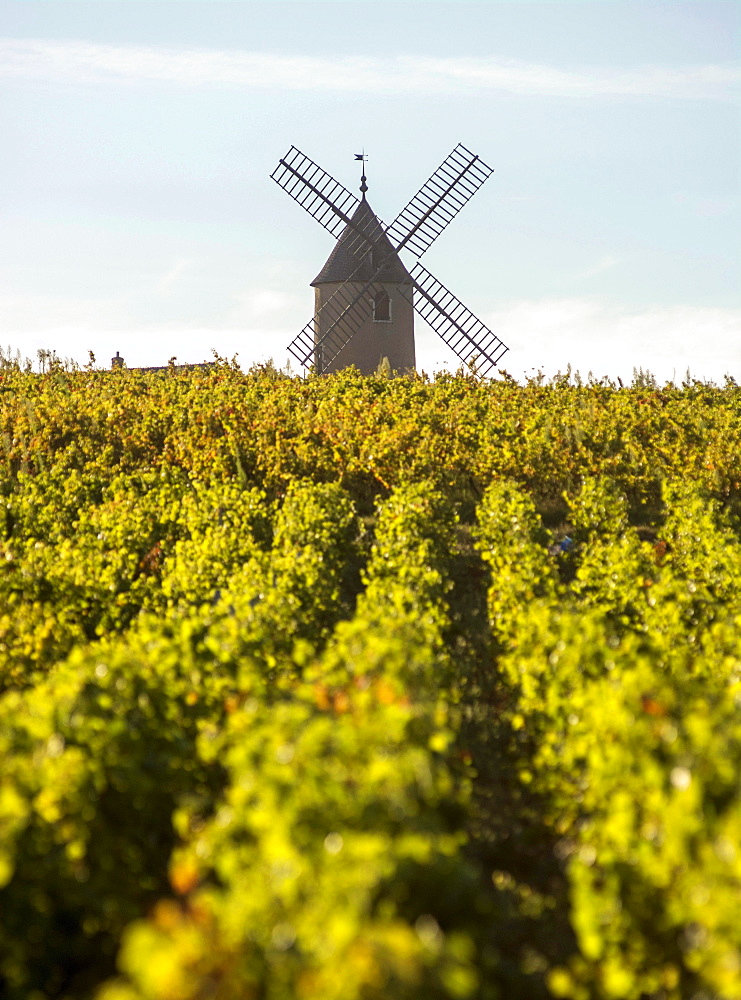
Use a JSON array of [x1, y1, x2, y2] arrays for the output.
[[354, 151, 368, 197]]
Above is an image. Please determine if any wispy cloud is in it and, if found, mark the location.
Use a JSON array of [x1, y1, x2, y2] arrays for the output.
[[1, 38, 739, 101], [155, 258, 193, 298], [479, 299, 741, 383], [572, 255, 621, 282]]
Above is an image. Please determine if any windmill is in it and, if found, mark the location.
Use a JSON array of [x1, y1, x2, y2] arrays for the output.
[[271, 144, 508, 376]]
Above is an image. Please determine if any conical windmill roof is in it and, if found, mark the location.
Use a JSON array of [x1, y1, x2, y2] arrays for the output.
[[311, 199, 412, 286]]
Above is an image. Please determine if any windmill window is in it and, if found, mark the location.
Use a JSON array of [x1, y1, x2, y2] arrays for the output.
[[373, 290, 391, 322]]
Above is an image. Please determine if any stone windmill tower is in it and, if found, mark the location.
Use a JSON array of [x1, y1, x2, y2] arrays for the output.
[[310, 157, 415, 374], [272, 146, 508, 377], [311, 154, 415, 375]]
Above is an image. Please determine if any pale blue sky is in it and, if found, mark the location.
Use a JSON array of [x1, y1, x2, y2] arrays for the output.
[[1, 1, 739, 381]]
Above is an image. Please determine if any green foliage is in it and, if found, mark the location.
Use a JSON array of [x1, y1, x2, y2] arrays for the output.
[[1, 366, 741, 999], [473, 480, 558, 649]]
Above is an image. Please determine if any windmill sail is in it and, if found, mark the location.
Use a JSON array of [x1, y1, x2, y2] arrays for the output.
[[384, 144, 494, 259], [271, 146, 360, 240], [402, 263, 507, 377]]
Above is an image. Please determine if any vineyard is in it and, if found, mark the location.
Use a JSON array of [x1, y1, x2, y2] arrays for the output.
[[1, 359, 741, 1000]]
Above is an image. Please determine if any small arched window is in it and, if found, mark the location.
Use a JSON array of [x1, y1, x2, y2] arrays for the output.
[[373, 289, 391, 322]]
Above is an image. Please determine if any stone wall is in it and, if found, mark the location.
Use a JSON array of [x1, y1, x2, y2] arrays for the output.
[[313, 281, 415, 375]]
